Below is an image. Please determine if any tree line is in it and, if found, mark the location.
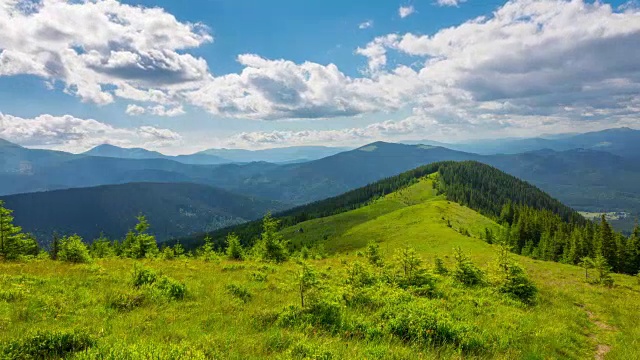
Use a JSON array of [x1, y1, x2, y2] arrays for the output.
[[494, 202, 639, 276]]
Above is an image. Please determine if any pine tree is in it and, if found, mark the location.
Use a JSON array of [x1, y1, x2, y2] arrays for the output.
[[0, 201, 32, 260], [598, 215, 617, 271], [225, 233, 244, 260], [626, 222, 640, 275], [122, 215, 159, 259], [256, 213, 288, 263]]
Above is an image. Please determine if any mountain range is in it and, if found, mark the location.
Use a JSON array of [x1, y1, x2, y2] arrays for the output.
[[2, 127, 640, 239], [408, 127, 640, 158], [83, 144, 348, 164], [1, 182, 287, 242]]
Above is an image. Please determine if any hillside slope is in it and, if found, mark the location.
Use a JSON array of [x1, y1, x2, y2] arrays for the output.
[[180, 161, 582, 248], [1, 168, 638, 359], [0, 183, 288, 242]]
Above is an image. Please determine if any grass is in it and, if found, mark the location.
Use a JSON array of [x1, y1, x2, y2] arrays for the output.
[[0, 178, 639, 359]]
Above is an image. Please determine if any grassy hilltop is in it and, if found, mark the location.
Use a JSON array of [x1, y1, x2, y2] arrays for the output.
[[0, 164, 639, 359]]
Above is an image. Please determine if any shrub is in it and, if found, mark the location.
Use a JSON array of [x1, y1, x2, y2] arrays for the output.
[[160, 246, 176, 260], [366, 241, 383, 267], [156, 276, 187, 300], [453, 247, 485, 286], [250, 271, 268, 282], [493, 244, 538, 304], [1, 330, 96, 358], [277, 295, 344, 332], [434, 257, 448, 275], [497, 263, 538, 304], [346, 262, 377, 288], [226, 283, 252, 303], [380, 302, 484, 352], [58, 235, 92, 263], [132, 266, 158, 287]]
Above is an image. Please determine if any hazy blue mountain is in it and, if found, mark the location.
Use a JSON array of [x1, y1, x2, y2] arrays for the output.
[[83, 144, 229, 165], [197, 145, 350, 163], [1, 182, 288, 242], [408, 127, 640, 157], [84, 144, 167, 159], [0, 138, 81, 174], [4, 138, 640, 231]]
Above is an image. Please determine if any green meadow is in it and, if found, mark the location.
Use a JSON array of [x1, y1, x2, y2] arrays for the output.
[[1, 179, 639, 359]]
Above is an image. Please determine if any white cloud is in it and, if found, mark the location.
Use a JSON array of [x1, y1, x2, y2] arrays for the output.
[[0, 112, 181, 152], [185, 54, 424, 120], [126, 104, 146, 116], [436, 0, 466, 7], [0, 0, 212, 106], [356, 0, 640, 133], [358, 20, 373, 29], [399, 5, 415, 18], [1, 0, 639, 139], [126, 104, 185, 117]]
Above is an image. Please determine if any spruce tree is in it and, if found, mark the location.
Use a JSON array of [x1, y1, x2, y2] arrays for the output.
[[0, 201, 32, 260], [598, 215, 617, 271], [256, 213, 288, 263], [225, 233, 244, 260]]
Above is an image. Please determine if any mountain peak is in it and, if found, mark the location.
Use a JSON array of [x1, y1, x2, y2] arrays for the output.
[[0, 138, 22, 148]]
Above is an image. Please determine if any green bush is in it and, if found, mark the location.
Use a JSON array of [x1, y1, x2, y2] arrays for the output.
[[250, 271, 268, 282], [366, 241, 383, 267], [156, 276, 187, 300], [380, 302, 485, 352], [1, 330, 96, 358], [434, 257, 448, 275], [58, 235, 92, 263], [497, 263, 538, 304], [277, 295, 344, 332], [453, 247, 485, 286], [132, 266, 158, 287], [226, 283, 252, 303]]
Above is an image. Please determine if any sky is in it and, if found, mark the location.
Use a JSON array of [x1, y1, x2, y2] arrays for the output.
[[0, 0, 639, 154]]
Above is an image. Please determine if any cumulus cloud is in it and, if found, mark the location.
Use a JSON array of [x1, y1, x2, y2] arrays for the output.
[[0, 0, 212, 106], [399, 5, 416, 18], [125, 104, 146, 116], [358, 20, 373, 29], [0, 112, 181, 152], [355, 0, 640, 134], [436, 0, 466, 7], [126, 104, 185, 117], [2, 0, 639, 138], [185, 54, 424, 120]]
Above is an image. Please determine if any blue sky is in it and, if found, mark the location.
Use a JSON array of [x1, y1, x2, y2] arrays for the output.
[[0, 0, 638, 154]]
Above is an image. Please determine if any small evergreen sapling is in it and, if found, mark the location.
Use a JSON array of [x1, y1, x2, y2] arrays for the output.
[[57, 235, 92, 263], [226, 233, 244, 261], [298, 262, 318, 307]]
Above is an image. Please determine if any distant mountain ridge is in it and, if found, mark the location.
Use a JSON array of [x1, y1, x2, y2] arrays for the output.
[[82, 144, 349, 164], [3, 136, 640, 232], [408, 127, 640, 157], [0, 182, 289, 242]]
